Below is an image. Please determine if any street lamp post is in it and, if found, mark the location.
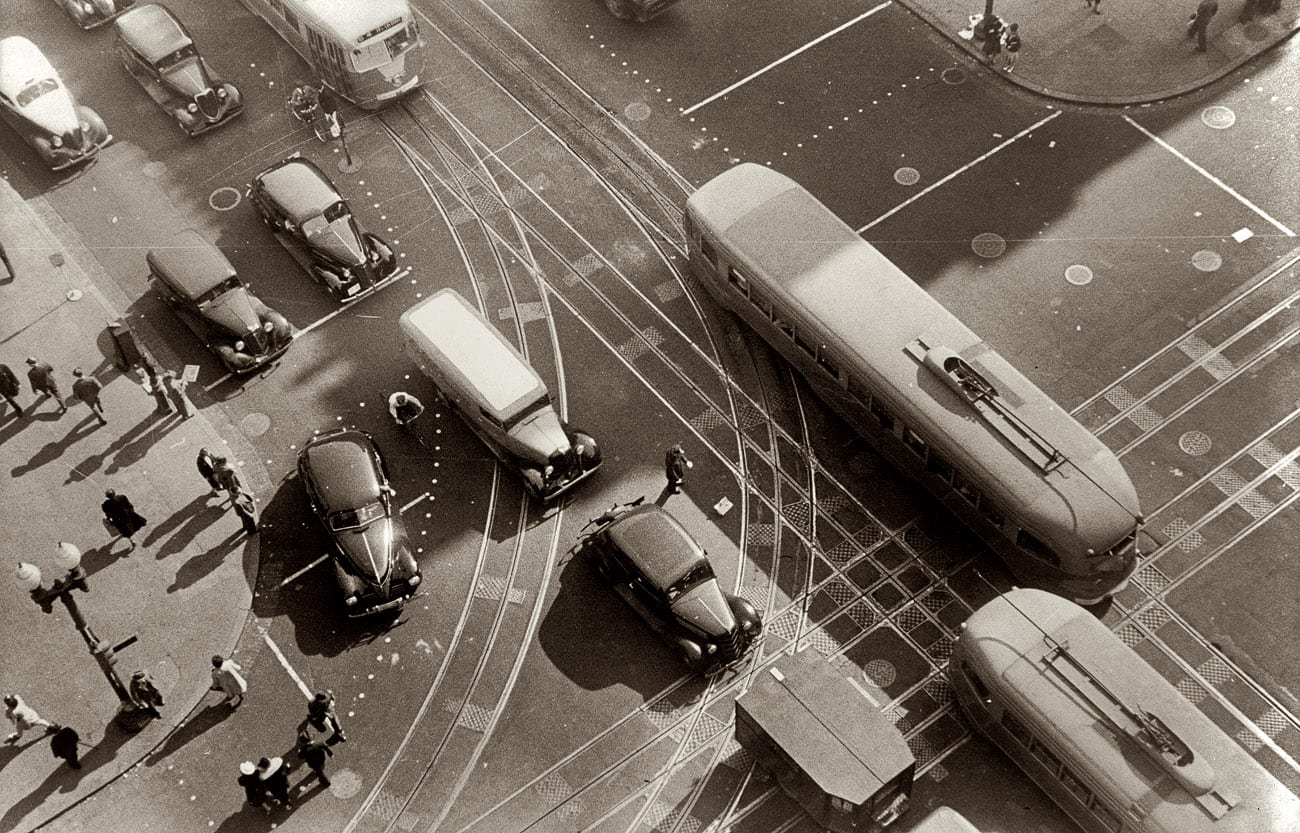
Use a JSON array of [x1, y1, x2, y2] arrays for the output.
[[972, 0, 999, 41], [15, 544, 149, 731]]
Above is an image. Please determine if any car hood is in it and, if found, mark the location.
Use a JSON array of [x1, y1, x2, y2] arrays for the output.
[[160, 57, 211, 98], [510, 408, 570, 465], [308, 217, 366, 267], [202, 286, 263, 335], [671, 581, 736, 637], [336, 517, 393, 585], [21, 88, 79, 136]]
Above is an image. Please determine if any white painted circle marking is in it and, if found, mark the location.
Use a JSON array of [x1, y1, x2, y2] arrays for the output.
[[209, 187, 241, 212], [894, 167, 920, 186], [971, 232, 1006, 259], [1065, 264, 1094, 286], [1201, 106, 1235, 129], [1191, 250, 1222, 272]]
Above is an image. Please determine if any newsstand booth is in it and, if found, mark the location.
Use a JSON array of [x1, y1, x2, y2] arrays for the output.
[[736, 650, 916, 832]]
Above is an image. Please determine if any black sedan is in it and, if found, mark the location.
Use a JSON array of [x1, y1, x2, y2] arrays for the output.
[[146, 229, 293, 374], [582, 502, 762, 674], [114, 4, 242, 136], [250, 157, 398, 302], [298, 429, 422, 617]]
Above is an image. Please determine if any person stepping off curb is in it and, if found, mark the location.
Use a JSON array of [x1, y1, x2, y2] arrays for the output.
[[4, 693, 55, 743], [197, 448, 224, 497], [71, 368, 107, 426], [210, 654, 247, 707]]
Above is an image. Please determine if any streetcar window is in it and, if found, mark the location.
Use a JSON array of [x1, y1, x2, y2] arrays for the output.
[[870, 398, 895, 430], [848, 377, 872, 409], [829, 796, 854, 813], [1060, 765, 1092, 806], [962, 661, 991, 703], [750, 290, 772, 317], [903, 427, 927, 459], [352, 38, 389, 72], [952, 471, 981, 507], [1090, 799, 1124, 833], [270, 0, 283, 14], [775, 316, 794, 339], [1016, 529, 1059, 565], [926, 451, 954, 482], [1029, 738, 1061, 776], [283, 8, 299, 30], [816, 351, 840, 379], [683, 213, 695, 239], [981, 502, 1006, 529], [700, 238, 718, 269], [728, 266, 749, 293], [1001, 710, 1032, 748], [794, 333, 817, 358]]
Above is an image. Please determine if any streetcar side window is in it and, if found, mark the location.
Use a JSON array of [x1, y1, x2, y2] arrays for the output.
[[1060, 765, 1092, 806], [283, 6, 300, 30], [848, 377, 873, 409], [981, 501, 1006, 529], [816, 351, 840, 379], [869, 398, 895, 430], [962, 661, 991, 703], [829, 796, 854, 814], [794, 332, 817, 358], [926, 451, 954, 482], [728, 266, 749, 293], [774, 316, 794, 339], [903, 427, 927, 459], [700, 238, 718, 270], [1029, 737, 1061, 776], [952, 470, 981, 507], [750, 290, 773, 318], [1090, 799, 1123, 833], [1002, 710, 1032, 748], [269, 0, 284, 14]]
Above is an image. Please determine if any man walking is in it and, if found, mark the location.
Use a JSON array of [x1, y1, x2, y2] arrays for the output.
[[160, 370, 194, 419], [238, 761, 268, 812], [102, 489, 147, 550], [256, 755, 293, 808], [210, 654, 247, 707], [1000, 23, 1022, 71], [304, 690, 347, 744], [128, 670, 165, 719], [71, 368, 107, 426], [664, 444, 693, 494], [26, 357, 65, 414], [296, 732, 333, 789], [388, 391, 424, 430], [232, 489, 260, 536], [0, 362, 24, 418], [197, 448, 224, 496], [4, 693, 55, 743], [138, 363, 174, 415], [1188, 0, 1218, 51], [49, 724, 82, 770]]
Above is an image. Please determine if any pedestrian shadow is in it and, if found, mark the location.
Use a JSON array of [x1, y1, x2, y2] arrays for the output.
[[168, 529, 245, 593], [0, 721, 131, 831], [104, 416, 173, 475], [9, 415, 104, 477], [145, 494, 225, 556], [65, 412, 159, 484], [0, 735, 43, 775], [79, 541, 131, 579], [0, 407, 59, 449], [653, 483, 678, 507], [143, 702, 235, 768]]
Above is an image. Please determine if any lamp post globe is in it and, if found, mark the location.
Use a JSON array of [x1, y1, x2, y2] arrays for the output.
[[15, 562, 42, 592], [55, 542, 83, 572]]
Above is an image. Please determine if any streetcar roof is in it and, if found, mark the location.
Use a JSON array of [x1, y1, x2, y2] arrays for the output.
[[292, 0, 411, 45], [687, 164, 1141, 552], [957, 589, 1300, 832], [736, 650, 914, 804], [399, 289, 547, 419], [911, 807, 982, 833]]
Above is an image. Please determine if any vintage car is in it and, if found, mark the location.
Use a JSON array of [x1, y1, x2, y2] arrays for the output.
[[297, 428, 422, 617], [582, 502, 762, 674], [249, 157, 397, 302], [50, 0, 136, 29], [146, 229, 293, 374], [114, 4, 242, 136], [0, 37, 111, 171]]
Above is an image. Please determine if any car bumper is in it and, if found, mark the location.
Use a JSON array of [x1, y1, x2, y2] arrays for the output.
[[222, 338, 293, 375], [45, 134, 112, 171], [337, 264, 406, 304], [373, 75, 421, 104], [348, 588, 422, 618], [534, 460, 602, 503], [182, 102, 244, 137]]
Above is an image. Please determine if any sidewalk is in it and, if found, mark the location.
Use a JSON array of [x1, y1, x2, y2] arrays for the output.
[[900, 0, 1300, 103], [0, 167, 260, 832]]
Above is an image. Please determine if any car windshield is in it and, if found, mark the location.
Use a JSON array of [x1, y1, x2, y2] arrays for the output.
[[302, 202, 350, 238], [665, 560, 715, 602], [17, 78, 59, 108], [328, 502, 385, 531], [156, 44, 198, 72], [195, 276, 241, 306]]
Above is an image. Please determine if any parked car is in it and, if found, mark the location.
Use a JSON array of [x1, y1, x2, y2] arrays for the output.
[[146, 229, 293, 374], [113, 4, 242, 136], [250, 157, 397, 301], [50, 0, 136, 29], [297, 428, 422, 617], [581, 501, 762, 674], [0, 36, 111, 170]]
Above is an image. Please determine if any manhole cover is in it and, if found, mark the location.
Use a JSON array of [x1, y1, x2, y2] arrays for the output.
[[624, 101, 652, 122], [241, 412, 271, 437], [1065, 264, 1093, 285], [971, 232, 1006, 259], [325, 768, 363, 799], [894, 167, 920, 186], [1191, 250, 1222, 272], [941, 67, 967, 85], [864, 659, 897, 687], [1201, 106, 1235, 129], [1178, 430, 1212, 456]]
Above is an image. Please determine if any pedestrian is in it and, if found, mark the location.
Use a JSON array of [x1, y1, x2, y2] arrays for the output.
[[26, 357, 65, 414], [296, 732, 333, 788], [49, 724, 81, 770], [197, 448, 224, 496], [138, 362, 174, 415], [1084, 0, 1101, 14], [238, 760, 269, 812], [979, 15, 1003, 63], [4, 694, 55, 743], [1000, 23, 1022, 71], [71, 368, 107, 426], [664, 444, 693, 494], [214, 457, 246, 499], [209, 654, 247, 707], [1187, 0, 1218, 51], [232, 488, 260, 535], [0, 362, 24, 418], [159, 370, 194, 419], [256, 755, 292, 808], [128, 670, 165, 719], [102, 488, 147, 550], [305, 690, 347, 744], [388, 391, 424, 430]]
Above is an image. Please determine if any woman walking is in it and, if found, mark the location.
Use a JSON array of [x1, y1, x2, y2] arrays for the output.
[[209, 654, 247, 707], [101, 489, 147, 550]]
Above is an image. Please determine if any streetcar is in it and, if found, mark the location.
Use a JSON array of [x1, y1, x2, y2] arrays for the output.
[[684, 163, 1142, 604], [735, 650, 915, 832], [238, 0, 424, 108], [951, 588, 1300, 833]]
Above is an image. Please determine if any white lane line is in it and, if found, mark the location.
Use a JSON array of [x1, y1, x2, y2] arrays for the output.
[[280, 553, 329, 587], [295, 266, 414, 339], [1123, 115, 1296, 238], [858, 110, 1061, 233], [261, 631, 313, 699], [679, 2, 891, 118]]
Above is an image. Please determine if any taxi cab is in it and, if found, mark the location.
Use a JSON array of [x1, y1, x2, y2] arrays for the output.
[[0, 36, 111, 170]]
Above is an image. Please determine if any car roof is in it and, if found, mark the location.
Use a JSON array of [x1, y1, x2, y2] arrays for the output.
[[146, 229, 236, 300], [115, 4, 191, 65], [256, 158, 342, 225], [302, 429, 382, 510], [606, 505, 706, 590], [0, 37, 58, 97]]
